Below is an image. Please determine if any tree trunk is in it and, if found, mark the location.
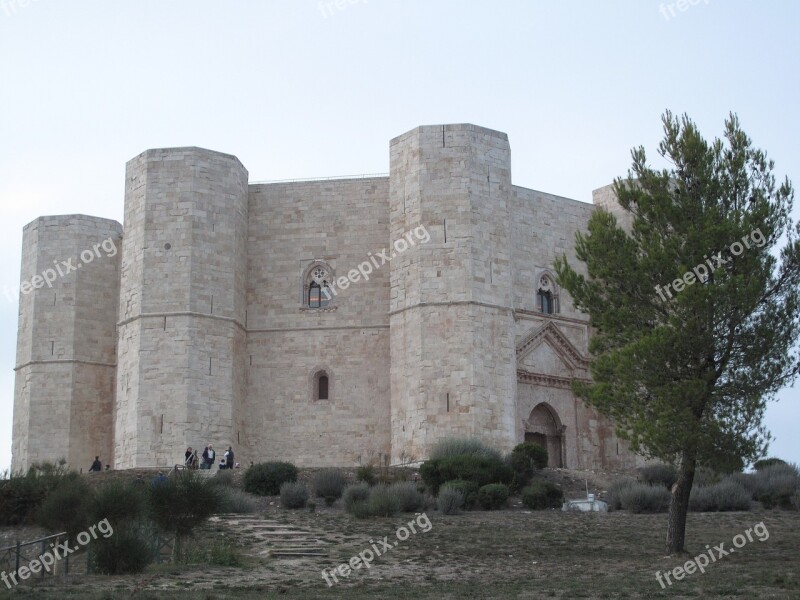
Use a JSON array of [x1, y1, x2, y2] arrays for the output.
[[666, 452, 696, 555]]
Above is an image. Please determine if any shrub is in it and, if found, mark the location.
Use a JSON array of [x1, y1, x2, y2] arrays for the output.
[[356, 465, 376, 485], [521, 482, 564, 510], [91, 481, 146, 528], [478, 484, 509, 510], [90, 529, 152, 575], [437, 488, 464, 515], [605, 479, 636, 511], [312, 469, 347, 504], [343, 483, 371, 513], [244, 462, 298, 496], [429, 437, 502, 461], [791, 491, 800, 512], [368, 485, 400, 517], [638, 464, 677, 489], [279, 481, 309, 509], [441, 480, 480, 509], [420, 455, 513, 494], [210, 470, 235, 488], [693, 466, 722, 487], [35, 476, 93, 537], [389, 482, 425, 512], [618, 482, 670, 513], [734, 463, 800, 509], [0, 461, 74, 526], [689, 481, 751, 512], [753, 458, 788, 471], [218, 488, 257, 513], [350, 500, 373, 519]]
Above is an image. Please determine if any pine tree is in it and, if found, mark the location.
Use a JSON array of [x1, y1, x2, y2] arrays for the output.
[[555, 111, 800, 554]]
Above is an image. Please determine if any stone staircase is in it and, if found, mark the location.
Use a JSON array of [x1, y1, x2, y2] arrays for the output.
[[207, 515, 328, 558]]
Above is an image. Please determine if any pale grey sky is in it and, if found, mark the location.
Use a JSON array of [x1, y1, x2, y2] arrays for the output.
[[1, 0, 798, 471]]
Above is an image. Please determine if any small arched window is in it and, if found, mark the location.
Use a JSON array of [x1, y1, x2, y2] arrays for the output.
[[313, 370, 331, 401], [537, 274, 559, 314]]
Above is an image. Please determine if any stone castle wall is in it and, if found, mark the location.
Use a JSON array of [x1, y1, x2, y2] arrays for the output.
[[12, 124, 642, 472]]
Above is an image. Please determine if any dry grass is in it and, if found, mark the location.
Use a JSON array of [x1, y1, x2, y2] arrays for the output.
[[1, 485, 798, 599]]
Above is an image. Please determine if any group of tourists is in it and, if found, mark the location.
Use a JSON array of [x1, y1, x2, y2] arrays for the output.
[[184, 444, 236, 470]]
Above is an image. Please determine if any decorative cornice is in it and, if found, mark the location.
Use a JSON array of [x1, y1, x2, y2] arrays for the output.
[[516, 321, 589, 369], [516, 369, 589, 389]]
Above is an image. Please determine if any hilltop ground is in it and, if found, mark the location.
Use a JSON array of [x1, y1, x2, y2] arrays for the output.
[[0, 468, 797, 600]]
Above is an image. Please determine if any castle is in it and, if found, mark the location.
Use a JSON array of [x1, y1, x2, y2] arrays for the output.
[[12, 123, 642, 472]]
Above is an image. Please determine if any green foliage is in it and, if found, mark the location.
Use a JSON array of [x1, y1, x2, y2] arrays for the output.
[[618, 483, 670, 514], [441, 480, 479, 509], [689, 480, 751, 512], [605, 479, 636, 511], [693, 466, 722, 487], [218, 488, 257, 513], [279, 481, 309, 509], [429, 437, 502, 462], [90, 529, 152, 575], [243, 462, 298, 496], [477, 484, 509, 510], [356, 465, 376, 485], [0, 461, 74, 526], [436, 488, 464, 515], [521, 482, 564, 510], [343, 483, 371, 514], [367, 484, 400, 517], [91, 481, 147, 529], [209, 470, 235, 488], [638, 464, 677, 489], [187, 540, 242, 567], [753, 457, 788, 471], [148, 471, 223, 537], [388, 481, 425, 512], [35, 475, 93, 537], [312, 469, 347, 503], [508, 443, 548, 490], [730, 463, 800, 509], [420, 455, 513, 495]]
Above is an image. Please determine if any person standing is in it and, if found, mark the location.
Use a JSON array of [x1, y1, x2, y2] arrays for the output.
[[201, 446, 210, 470], [184, 447, 195, 468], [89, 456, 102, 472], [206, 444, 215, 469], [224, 446, 234, 469]]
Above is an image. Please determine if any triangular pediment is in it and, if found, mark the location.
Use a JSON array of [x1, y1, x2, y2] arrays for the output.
[[516, 321, 590, 382]]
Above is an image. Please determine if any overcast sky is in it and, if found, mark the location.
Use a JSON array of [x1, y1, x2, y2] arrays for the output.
[[1, 0, 798, 471]]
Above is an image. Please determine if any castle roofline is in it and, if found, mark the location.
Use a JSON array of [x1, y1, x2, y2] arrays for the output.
[[22, 214, 123, 232], [390, 123, 509, 146], [127, 146, 246, 171]]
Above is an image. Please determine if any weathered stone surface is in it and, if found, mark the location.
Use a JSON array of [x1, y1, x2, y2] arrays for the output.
[[12, 124, 644, 473]]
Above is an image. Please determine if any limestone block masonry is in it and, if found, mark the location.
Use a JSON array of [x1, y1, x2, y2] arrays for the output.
[[12, 124, 645, 472]]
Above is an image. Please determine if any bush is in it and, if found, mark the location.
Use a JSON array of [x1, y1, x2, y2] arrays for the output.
[[792, 491, 800, 512], [693, 466, 722, 487], [753, 457, 788, 471], [148, 471, 223, 544], [35, 476, 93, 537], [312, 469, 347, 504], [279, 481, 309, 509], [437, 488, 464, 515], [689, 481, 751, 512], [210, 470, 235, 488], [429, 438, 502, 462], [734, 463, 800, 509], [478, 484, 509, 510], [244, 462, 298, 496], [356, 465, 376, 485], [638, 464, 677, 489], [389, 482, 425, 512], [218, 488, 257, 513], [441, 480, 480, 509], [0, 461, 73, 526], [618, 482, 670, 513], [521, 482, 564, 510], [368, 485, 400, 517], [343, 483, 371, 514], [420, 455, 513, 494], [91, 481, 146, 529], [605, 479, 636, 511], [90, 529, 152, 575]]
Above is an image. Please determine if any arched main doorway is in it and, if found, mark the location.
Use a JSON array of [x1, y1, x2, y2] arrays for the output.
[[524, 403, 564, 468]]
